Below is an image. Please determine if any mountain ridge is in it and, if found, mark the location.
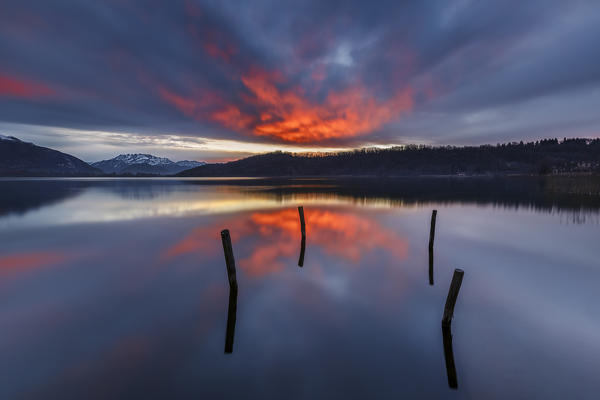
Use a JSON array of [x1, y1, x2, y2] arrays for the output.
[[0, 135, 101, 176], [91, 153, 205, 175]]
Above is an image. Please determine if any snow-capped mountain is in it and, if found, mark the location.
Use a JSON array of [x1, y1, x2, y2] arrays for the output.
[[174, 160, 206, 169], [91, 154, 205, 175], [113, 153, 173, 166]]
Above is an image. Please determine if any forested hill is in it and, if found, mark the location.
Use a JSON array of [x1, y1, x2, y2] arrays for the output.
[[178, 138, 600, 177]]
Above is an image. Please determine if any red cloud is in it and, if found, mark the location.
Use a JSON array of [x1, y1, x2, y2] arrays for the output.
[[242, 70, 413, 142], [159, 68, 413, 143], [183, 2, 237, 64], [158, 85, 256, 131], [0, 73, 54, 98]]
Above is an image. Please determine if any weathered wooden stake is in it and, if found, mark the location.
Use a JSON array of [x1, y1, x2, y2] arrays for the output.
[[224, 287, 238, 354], [442, 269, 464, 327], [220, 229, 238, 291], [428, 209, 437, 252], [298, 236, 306, 267], [442, 324, 458, 389], [298, 206, 306, 239]]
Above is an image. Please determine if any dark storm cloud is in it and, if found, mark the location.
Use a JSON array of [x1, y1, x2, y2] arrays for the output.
[[1, 0, 599, 146]]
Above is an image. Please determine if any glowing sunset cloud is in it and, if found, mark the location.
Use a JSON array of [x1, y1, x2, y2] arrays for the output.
[[241, 71, 414, 143], [159, 69, 414, 144], [163, 207, 408, 277], [156, 2, 417, 144]]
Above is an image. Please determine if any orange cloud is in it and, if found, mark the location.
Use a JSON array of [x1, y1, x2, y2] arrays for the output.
[[158, 85, 257, 132], [0, 73, 54, 98], [158, 63, 414, 143], [241, 71, 414, 143], [158, 86, 199, 116], [211, 104, 255, 131]]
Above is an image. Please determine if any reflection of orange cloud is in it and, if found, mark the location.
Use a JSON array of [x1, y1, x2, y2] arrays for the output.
[[164, 208, 408, 277], [0, 73, 54, 98], [0, 252, 67, 275], [307, 210, 408, 262], [164, 226, 221, 259], [249, 208, 408, 262]]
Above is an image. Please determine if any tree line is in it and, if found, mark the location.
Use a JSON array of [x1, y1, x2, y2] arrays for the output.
[[179, 138, 600, 177]]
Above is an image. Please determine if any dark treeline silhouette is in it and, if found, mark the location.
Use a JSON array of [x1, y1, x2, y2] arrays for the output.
[[178, 138, 600, 177]]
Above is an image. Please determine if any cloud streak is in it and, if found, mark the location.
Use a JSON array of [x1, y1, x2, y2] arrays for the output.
[[0, 72, 54, 98]]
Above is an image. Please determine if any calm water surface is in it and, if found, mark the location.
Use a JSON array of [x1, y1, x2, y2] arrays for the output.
[[0, 177, 599, 399]]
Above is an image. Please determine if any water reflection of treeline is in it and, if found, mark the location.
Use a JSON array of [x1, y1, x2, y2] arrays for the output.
[[229, 175, 597, 201], [0, 179, 185, 217], [0, 180, 90, 216], [1, 176, 599, 223], [227, 176, 600, 223]]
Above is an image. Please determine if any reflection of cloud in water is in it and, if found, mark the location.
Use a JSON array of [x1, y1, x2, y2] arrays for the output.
[[164, 207, 408, 277], [2, 177, 598, 230], [0, 251, 69, 277]]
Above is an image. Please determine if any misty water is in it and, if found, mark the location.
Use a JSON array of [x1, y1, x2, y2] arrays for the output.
[[0, 177, 599, 399]]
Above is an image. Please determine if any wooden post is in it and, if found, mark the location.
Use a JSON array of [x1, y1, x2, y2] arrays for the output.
[[298, 206, 306, 240], [442, 324, 458, 389], [224, 287, 238, 354], [442, 269, 464, 327], [428, 209, 437, 252], [298, 236, 306, 267], [220, 229, 238, 291]]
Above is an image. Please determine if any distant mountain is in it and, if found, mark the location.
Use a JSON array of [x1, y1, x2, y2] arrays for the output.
[[0, 135, 101, 176], [178, 138, 600, 177], [91, 154, 205, 175]]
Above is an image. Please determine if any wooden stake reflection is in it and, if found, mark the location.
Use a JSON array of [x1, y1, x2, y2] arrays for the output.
[[224, 287, 237, 354], [442, 324, 458, 389]]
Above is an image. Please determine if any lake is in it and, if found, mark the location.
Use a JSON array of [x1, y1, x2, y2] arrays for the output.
[[0, 177, 599, 399]]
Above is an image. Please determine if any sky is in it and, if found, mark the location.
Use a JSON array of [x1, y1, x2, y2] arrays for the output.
[[1, 0, 600, 162]]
